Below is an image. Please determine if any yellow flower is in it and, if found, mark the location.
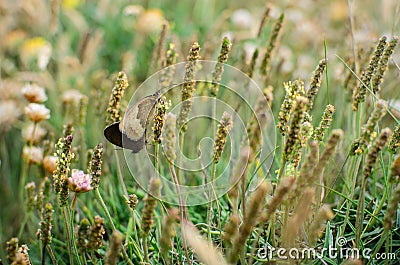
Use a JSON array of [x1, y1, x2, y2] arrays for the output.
[[135, 9, 164, 34], [20, 37, 52, 70], [62, 0, 83, 9]]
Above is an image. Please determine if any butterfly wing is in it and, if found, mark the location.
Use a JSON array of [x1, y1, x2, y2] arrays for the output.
[[104, 95, 157, 153], [104, 122, 123, 148], [104, 122, 146, 153]]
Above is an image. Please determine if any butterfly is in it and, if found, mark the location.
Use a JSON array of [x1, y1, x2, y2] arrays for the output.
[[104, 94, 157, 153]]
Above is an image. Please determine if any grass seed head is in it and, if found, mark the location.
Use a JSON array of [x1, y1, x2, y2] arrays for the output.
[[163, 113, 177, 163], [106, 71, 129, 124], [53, 134, 74, 206], [283, 96, 308, 161], [210, 37, 232, 97], [177, 42, 200, 131], [352, 36, 387, 110], [141, 178, 161, 237], [36, 177, 51, 213], [16, 244, 31, 265], [152, 96, 168, 144], [25, 182, 36, 213], [389, 155, 400, 182], [308, 204, 334, 245], [260, 13, 284, 76], [6, 237, 19, 264], [88, 143, 104, 188], [277, 80, 304, 135], [230, 181, 270, 259], [313, 104, 335, 142], [388, 125, 400, 154], [104, 230, 125, 265], [354, 99, 387, 155], [87, 216, 105, 251], [306, 58, 326, 111], [213, 111, 233, 163], [76, 218, 90, 253], [372, 36, 398, 94], [37, 203, 53, 246], [160, 208, 179, 259], [282, 187, 315, 248], [363, 127, 391, 180], [126, 194, 139, 211], [384, 182, 400, 230]]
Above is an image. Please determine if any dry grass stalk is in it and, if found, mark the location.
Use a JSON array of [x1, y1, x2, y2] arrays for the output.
[[229, 181, 269, 264], [140, 178, 162, 237], [353, 99, 387, 155], [160, 208, 179, 263], [288, 140, 319, 206], [384, 182, 400, 230], [259, 177, 295, 223], [308, 204, 334, 245], [282, 187, 315, 248], [182, 222, 228, 265]]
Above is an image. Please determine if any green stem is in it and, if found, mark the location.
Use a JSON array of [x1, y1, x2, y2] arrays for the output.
[[340, 156, 361, 237], [355, 176, 367, 248], [62, 207, 74, 265], [17, 212, 30, 238], [177, 132, 184, 183], [143, 236, 149, 264], [170, 165, 192, 265], [19, 123, 38, 202], [95, 188, 134, 265], [47, 245, 58, 265], [114, 149, 128, 197], [206, 162, 217, 242], [363, 182, 391, 233], [367, 230, 388, 265]]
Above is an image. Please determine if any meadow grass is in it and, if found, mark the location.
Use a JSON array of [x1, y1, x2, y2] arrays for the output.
[[0, 1, 399, 264]]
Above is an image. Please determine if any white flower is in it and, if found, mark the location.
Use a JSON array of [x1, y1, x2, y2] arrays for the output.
[[231, 9, 253, 29], [68, 169, 93, 193], [43, 155, 57, 173], [123, 5, 144, 16], [23, 146, 44, 164], [22, 83, 47, 103], [24, 103, 50, 122], [22, 123, 46, 144], [0, 100, 21, 131], [62, 89, 84, 105]]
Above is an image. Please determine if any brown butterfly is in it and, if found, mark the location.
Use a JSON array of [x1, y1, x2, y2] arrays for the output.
[[104, 94, 157, 153]]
